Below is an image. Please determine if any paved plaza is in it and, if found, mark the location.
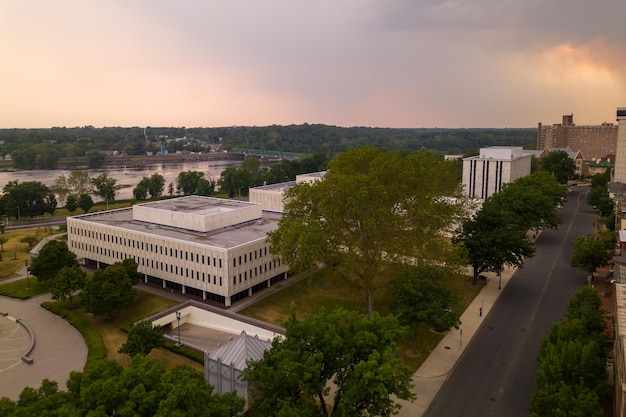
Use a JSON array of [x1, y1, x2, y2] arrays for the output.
[[0, 293, 87, 400]]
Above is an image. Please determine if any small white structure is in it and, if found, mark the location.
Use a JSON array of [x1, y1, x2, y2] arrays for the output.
[[249, 171, 326, 212], [462, 147, 531, 200]]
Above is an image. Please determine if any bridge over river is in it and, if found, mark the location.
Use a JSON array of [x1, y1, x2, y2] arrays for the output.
[[229, 148, 307, 160]]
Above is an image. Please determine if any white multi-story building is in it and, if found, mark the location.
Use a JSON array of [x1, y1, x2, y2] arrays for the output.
[[462, 146, 532, 200], [67, 196, 288, 307]]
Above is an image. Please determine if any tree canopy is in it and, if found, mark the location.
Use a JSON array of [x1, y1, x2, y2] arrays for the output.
[[538, 150, 575, 183], [529, 286, 607, 417], [91, 172, 117, 204], [242, 307, 415, 417], [51, 265, 87, 306], [29, 240, 78, 281], [489, 171, 566, 232], [0, 180, 56, 219], [81, 259, 141, 318], [0, 356, 245, 417], [119, 321, 164, 357], [457, 200, 535, 284], [176, 170, 205, 195], [268, 147, 468, 315], [570, 230, 616, 276], [393, 267, 461, 352]]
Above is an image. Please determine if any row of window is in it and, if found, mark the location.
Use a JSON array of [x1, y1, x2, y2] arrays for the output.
[[69, 226, 238, 269], [233, 259, 281, 286], [70, 238, 281, 288], [70, 227, 274, 270]]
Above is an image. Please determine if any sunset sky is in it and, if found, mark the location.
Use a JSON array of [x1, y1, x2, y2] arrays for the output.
[[1, 1, 625, 129]]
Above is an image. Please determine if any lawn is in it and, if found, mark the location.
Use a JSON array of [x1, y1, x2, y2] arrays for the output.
[[41, 290, 204, 372], [0, 227, 61, 283], [239, 268, 484, 371]]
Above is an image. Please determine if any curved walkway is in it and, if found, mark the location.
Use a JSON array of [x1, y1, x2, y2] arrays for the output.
[[0, 293, 87, 400]]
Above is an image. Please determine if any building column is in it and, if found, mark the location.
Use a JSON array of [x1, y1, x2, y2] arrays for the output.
[[162, 280, 166, 289], [248, 288, 252, 296], [202, 291, 206, 300], [182, 285, 186, 295], [225, 296, 232, 307], [144, 274, 148, 283]]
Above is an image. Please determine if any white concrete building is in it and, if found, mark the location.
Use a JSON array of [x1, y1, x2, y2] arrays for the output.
[[612, 108, 626, 183], [67, 196, 288, 307], [249, 171, 326, 212], [462, 146, 532, 200]]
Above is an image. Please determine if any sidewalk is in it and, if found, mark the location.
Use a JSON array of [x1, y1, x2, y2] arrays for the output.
[[395, 265, 517, 417]]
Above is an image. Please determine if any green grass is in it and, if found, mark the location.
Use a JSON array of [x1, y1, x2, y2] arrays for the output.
[[0, 277, 50, 299], [239, 268, 484, 371], [0, 228, 61, 281], [41, 289, 203, 371]]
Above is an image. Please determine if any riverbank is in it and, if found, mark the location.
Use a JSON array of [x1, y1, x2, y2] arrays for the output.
[[0, 152, 243, 171], [102, 152, 243, 168]]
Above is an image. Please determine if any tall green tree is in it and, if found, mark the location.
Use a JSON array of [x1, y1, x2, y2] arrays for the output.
[[489, 171, 565, 232], [2, 180, 55, 219], [29, 240, 78, 281], [91, 172, 117, 206], [242, 307, 415, 417], [570, 230, 616, 277], [51, 265, 87, 306], [78, 193, 94, 213], [147, 173, 165, 198], [217, 167, 250, 198], [457, 203, 535, 285], [55, 170, 93, 205], [393, 267, 461, 352], [538, 150, 575, 183], [529, 286, 607, 417], [118, 321, 164, 357], [269, 147, 468, 315], [65, 194, 79, 214], [81, 261, 139, 318], [176, 170, 205, 195]]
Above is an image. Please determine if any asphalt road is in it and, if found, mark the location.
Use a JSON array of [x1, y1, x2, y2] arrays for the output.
[[424, 186, 595, 417]]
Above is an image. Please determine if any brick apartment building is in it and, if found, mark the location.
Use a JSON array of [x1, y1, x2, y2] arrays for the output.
[[537, 114, 617, 160]]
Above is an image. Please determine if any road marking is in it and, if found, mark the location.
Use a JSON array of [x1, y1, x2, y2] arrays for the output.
[[489, 191, 581, 415]]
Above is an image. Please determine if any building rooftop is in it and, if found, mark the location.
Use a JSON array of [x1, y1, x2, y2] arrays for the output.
[[70, 198, 282, 250], [208, 330, 272, 370], [249, 181, 296, 192]]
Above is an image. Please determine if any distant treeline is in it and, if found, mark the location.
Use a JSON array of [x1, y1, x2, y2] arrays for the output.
[[0, 124, 536, 161]]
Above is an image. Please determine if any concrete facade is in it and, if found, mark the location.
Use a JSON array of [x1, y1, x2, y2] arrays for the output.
[[249, 171, 326, 212], [462, 147, 531, 200], [67, 196, 289, 307], [613, 108, 626, 183]]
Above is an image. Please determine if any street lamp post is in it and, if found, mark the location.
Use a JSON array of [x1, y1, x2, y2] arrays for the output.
[[25, 260, 30, 289], [175, 311, 181, 346]]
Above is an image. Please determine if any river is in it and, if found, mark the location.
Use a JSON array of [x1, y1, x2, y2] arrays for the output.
[[0, 159, 242, 201]]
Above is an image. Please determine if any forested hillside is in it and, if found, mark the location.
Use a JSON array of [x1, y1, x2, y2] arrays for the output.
[[0, 124, 536, 168]]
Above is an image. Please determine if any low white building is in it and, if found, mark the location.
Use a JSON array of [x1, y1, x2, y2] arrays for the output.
[[462, 146, 531, 200], [67, 196, 288, 307], [249, 171, 326, 212]]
